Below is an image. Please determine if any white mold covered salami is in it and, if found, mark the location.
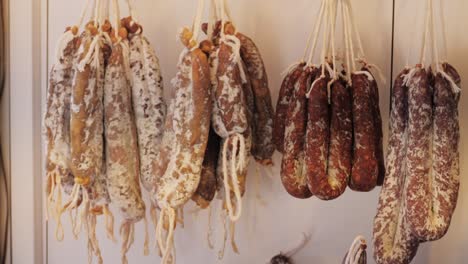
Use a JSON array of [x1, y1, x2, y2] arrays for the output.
[[128, 23, 166, 194], [70, 30, 105, 195], [45, 29, 80, 205], [104, 42, 146, 223], [156, 45, 212, 209]]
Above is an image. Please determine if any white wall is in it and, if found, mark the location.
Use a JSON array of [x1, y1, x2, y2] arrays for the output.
[[41, 0, 467, 264]]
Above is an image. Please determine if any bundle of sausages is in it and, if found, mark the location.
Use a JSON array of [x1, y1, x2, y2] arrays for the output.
[[154, 0, 275, 262], [274, 0, 384, 201], [44, 0, 166, 263], [373, 1, 461, 263]]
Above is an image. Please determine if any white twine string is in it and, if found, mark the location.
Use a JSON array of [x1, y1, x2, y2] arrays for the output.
[[419, 0, 431, 67], [345, 0, 365, 61], [79, 0, 93, 29], [429, 0, 440, 72], [439, 70, 461, 94], [344, 236, 366, 264], [438, 0, 448, 62], [219, 0, 227, 38], [55, 0, 96, 62], [192, 0, 205, 43], [125, 0, 138, 22], [306, 0, 327, 66], [111, 0, 121, 41], [207, 0, 217, 39], [223, 0, 233, 22], [102, 205, 115, 241], [222, 135, 245, 222], [319, 0, 330, 77], [343, 2, 356, 73], [341, 0, 351, 83], [93, 0, 101, 27], [303, 0, 325, 63], [328, 0, 337, 80]]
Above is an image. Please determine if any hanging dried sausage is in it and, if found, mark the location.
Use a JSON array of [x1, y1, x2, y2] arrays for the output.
[[373, 69, 419, 264], [236, 31, 275, 165], [349, 72, 378, 191], [273, 63, 306, 153], [306, 77, 352, 200], [280, 67, 317, 199], [405, 64, 461, 241]]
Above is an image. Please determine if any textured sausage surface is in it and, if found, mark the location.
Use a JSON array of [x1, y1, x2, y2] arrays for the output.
[[104, 43, 145, 222], [306, 77, 352, 200], [236, 32, 275, 164], [373, 69, 419, 264], [364, 68, 385, 186], [405, 65, 461, 241], [280, 67, 316, 199], [350, 72, 378, 191], [70, 35, 105, 188], [129, 34, 166, 193], [192, 128, 221, 208], [45, 35, 80, 195], [211, 38, 248, 138], [156, 48, 212, 209], [273, 63, 306, 153]]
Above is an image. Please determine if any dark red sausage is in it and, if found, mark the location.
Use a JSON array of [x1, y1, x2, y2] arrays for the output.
[[280, 67, 317, 199], [362, 67, 385, 186], [273, 62, 306, 153], [350, 72, 379, 192]]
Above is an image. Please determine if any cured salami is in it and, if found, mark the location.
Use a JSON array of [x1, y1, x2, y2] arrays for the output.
[[70, 29, 105, 195], [236, 31, 275, 164], [156, 46, 211, 210], [273, 63, 306, 153], [45, 29, 80, 204], [211, 37, 248, 138], [192, 128, 221, 209], [44, 28, 81, 241], [363, 67, 385, 186], [104, 41, 146, 262], [373, 69, 419, 264], [349, 72, 379, 192], [128, 21, 166, 194], [405, 64, 461, 241], [280, 67, 316, 199], [155, 28, 212, 263], [306, 77, 352, 200]]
